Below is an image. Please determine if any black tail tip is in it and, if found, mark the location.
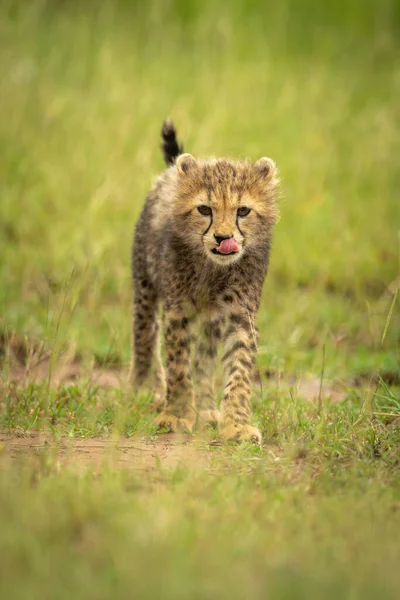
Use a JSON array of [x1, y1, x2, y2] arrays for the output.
[[161, 118, 183, 166]]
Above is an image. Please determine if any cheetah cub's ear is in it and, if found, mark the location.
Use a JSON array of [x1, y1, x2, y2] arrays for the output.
[[254, 157, 277, 182], [176, 153, 197, 176]]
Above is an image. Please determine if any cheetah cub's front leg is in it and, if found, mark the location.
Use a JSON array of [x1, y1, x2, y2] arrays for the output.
[[218, 308, 261, 444], [153, 310, 196, 433]]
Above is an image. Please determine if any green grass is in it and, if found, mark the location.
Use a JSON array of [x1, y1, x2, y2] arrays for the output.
[[0, 0, 400, 598]]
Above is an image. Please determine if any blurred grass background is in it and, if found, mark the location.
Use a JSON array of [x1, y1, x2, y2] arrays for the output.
[[0, 0, 399, 376]]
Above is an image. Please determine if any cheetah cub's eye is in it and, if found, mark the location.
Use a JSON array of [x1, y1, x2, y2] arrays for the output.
[[237, 207, 251, 217], [198, 205, 212, 216]]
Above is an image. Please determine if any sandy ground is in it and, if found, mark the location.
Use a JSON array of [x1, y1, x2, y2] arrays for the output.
[[0, 430, 215, 472]]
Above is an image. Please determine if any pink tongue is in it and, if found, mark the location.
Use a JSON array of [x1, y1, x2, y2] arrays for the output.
[[218, 238, 239, 254]]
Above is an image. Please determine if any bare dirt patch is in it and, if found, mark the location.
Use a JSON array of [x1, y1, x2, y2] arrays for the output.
[[267, 374, 349, 403], [0, 332, 129, 388], [0, 430, 213, 472]]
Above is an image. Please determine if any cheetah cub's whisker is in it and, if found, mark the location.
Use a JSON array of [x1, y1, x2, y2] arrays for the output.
[[131, 119, 279, 443]]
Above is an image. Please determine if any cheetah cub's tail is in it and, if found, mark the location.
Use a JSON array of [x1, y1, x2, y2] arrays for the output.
[[161, 119, 184, 166]]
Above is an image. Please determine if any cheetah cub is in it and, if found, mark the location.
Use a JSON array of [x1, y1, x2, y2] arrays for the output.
[[131, 120, 279, 443]]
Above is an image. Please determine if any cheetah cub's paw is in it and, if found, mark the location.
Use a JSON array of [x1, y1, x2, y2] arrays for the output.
[[218, 424, 262, 445], [196, 409, 221, 430], [153, 413, 195, 434]]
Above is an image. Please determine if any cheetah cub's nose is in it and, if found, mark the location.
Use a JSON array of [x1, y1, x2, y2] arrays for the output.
[[214, 234, 232, 244]]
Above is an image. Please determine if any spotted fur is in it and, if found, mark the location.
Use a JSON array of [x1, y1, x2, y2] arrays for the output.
[[131, 121, 279, 443]]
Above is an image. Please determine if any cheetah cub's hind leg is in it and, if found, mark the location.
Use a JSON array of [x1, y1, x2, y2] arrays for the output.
[[193, 316, 224, 430], [131, 277, 166, 407]]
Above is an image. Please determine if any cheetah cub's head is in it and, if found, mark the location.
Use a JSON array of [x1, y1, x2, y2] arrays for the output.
[[174, 154, 279, 266]]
